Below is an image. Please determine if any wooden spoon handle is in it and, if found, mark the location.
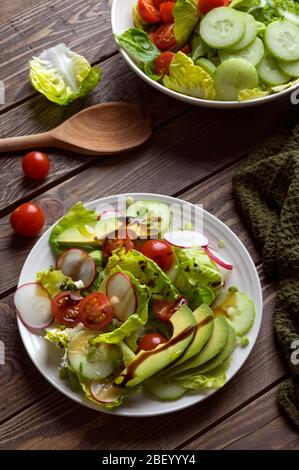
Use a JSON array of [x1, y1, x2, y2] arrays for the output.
[[0, 132, 56, 153]]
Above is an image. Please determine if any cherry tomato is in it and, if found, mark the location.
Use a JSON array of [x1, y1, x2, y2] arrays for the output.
[[153, 296, 188, 322], [51, 292, 82, 327], [180, 44, 192, 54], [152, 23, 176, 50], [155, 51, 176, 75], [22, 151, 50, 180], [138, 0, 160, 23], [103, 232, 135, 258], [199, 0, 230, 14], [153, 0, 174, 8], [138, 333, 167, 351], [79, 293, 114, 330], [10, 202, 45, 237], [140, 239, 174, 271], [160, 2, 175, 23]]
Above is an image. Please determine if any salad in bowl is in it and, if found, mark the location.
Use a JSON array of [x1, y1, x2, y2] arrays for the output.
[[112, 0, 299, 105], [15, 196, 260, 412]]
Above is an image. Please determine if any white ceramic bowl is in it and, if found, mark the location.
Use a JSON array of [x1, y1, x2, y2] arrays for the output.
[[17, 193, 262, 417], [111, 0, 299, 109]]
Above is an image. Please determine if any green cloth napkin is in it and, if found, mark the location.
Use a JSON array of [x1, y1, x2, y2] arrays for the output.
[[232, 109, 299, 430]]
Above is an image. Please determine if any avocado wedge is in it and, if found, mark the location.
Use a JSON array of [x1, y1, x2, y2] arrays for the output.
[[115, 304, 196, 388], [166, 316, 230, 376], [57, 217, 122, 247]]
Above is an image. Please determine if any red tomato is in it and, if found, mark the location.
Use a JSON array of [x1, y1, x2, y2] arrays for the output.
[[51, 292, 82, 327], [10, 202, 45, 237], [153, 0, 174, 8], [140, 239, 174, 271], [138, 0, 160, 23], [180, 44, 192, 54], [153, 297, 188, 322], [22, 151, 50, 180], [138, 333, 167, 351], [79, 293, 114, 330], [103, 233, 135, 258], [199, 0, 230, 14], [152, 23, 176, 50], [160, 2, 175, 23], [155, 51, 176, 75]]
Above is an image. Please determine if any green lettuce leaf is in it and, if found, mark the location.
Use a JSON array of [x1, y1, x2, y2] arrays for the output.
[[29, 43, 101, 105], [92, 267, 149, 345], [45, 323, 84, 348], [175, 362, 228, 390], [267, 0, 299, 25], [173, 0, 201, 48], [271, 77, 299, 92], [163, 52, 216, 100], [133, 3, 146, 29], [116, 28, 162, 81], [230, 0, 261, 11], [49, 202, 98, 256], [37, 268, 76, 297], [105, 248, 179, 300], [238, 87, 270, 100]]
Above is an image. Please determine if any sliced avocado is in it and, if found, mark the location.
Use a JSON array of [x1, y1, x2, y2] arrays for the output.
[[167, 304, 214, 370], [213, 290, 256, 336], [57, 217, 122, 247], [126, 200, 171, 235], [192, 321, 237, 374], [168, 316, 230, 376], [115, 304, 196, 388]]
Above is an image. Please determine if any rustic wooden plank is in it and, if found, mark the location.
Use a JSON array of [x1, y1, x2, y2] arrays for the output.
[[0, 96, 291, 296], [0, 0, 46, 25], [0, 267, 285, 449], [182, 385, 299, 450], [0, 0, 115, 110]]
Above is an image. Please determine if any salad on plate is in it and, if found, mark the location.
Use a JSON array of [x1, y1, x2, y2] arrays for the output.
[[116, 0, 299, 101], [14, 198, 256, 409]]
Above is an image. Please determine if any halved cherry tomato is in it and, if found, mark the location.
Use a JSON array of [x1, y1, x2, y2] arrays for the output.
[[138, 333, 167, 351], [103, 232, 135, 258], [199, 0, 230, 14], [153, 0, 175, 8], [10, 202, 45, 237], [51, 292, 82, 327], [160, 2, 175, 23], [140, 239, 174, 271], [152, 296, 188, 322], [152, 23, 176, 50], [22, 151, 50, 180], [155, 51, 176, 75], [79, 292, 114, 330], [138, 0, 160, 23], [180, 44, 192, 54]]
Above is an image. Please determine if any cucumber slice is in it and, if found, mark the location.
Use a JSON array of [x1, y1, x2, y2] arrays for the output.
[[126, 200, 170, 235], [195, 58, 217, 76], [277, 58, 299, 77], [213, 291, 256, 337], [215, 58, 258, 100], [228, 13, 257, 51], [143, 378, 186, 401], [219, 37, 264, 66], [67, 330, 119, 381], [257, 55, 290, 85], [200, 7, 246, 49], [265, 20, 299, 61]]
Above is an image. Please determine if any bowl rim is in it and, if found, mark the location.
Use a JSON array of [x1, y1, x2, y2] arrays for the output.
[[111, 0, 299, 108]]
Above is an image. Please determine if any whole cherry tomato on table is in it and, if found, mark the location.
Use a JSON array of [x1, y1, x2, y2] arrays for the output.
[[10, 202, 45, 237], [22, 151, 50, 180]]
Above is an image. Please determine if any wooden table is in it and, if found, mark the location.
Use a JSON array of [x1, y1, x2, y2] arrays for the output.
[[0, 0, 298, 451]]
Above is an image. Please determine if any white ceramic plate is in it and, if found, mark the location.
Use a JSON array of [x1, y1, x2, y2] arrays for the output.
[[111, 0, 299, 109], [17, 193, 262, 417]]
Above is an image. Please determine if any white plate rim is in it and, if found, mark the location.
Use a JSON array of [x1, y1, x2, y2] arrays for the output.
[[17, 193, 263, 417]]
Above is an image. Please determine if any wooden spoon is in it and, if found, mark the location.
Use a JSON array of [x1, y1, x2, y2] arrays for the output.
[[0, 102, 152, 155]]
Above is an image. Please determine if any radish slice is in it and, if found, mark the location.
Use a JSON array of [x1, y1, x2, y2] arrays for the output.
[[56, 248, 96, 289], [106, 272, 137, 322], [204, 246, 233, 270], [99, 210, 121, 219], [90, 381, 122, 404], [164, 230, 209, 248], [14, 283, 53, 330]]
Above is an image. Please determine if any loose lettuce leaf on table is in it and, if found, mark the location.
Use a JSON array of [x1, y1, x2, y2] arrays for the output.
[[29, 43, 101, 105]]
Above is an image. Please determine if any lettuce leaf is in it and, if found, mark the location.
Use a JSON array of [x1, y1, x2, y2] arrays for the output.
[[29, 43, 101, 105], [173, 0, 201, 48], [116, 28, 162, 81], [230, 0, 261, 11], [271, 77, 299, 92], [37, 268, 77, 298], [238, 87, 270, 100], [174, 362, 228, 390], [163, 52, 216, 100], [105, 248, 179, 300], [45, 323, 84, 348]]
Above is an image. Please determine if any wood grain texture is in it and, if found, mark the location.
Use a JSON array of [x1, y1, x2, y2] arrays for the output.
[[0, 0, 115, 110], [182, 385, 299, 450], [0, 266, 285, 449], [0, 0, 46, 25]]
